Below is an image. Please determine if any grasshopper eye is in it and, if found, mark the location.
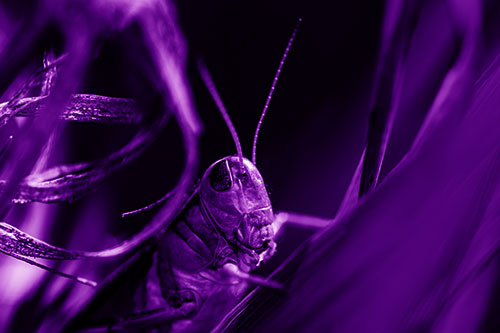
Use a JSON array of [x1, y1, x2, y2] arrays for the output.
[[209, 160, 232, 191]]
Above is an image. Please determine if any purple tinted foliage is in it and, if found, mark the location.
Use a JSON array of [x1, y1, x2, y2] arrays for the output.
[[0, 0, 500, 332], [0, 0, 199, 330]]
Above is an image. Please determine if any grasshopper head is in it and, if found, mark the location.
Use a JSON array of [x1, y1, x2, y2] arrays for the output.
[[199, 155, 275, 262]]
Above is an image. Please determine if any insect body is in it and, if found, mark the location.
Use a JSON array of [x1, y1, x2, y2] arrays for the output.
[[133, 156, 276, 331]]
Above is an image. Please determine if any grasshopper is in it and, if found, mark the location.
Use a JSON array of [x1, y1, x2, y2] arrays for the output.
[[94, 20, 302, 331]]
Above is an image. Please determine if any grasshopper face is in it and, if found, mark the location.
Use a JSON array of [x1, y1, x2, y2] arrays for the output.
[[199, 155, 275, 263]]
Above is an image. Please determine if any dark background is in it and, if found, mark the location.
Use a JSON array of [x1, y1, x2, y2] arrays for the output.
[[102, 0, 385, 221], [61, 0, 386, 229], [181, 0, 382, 218]]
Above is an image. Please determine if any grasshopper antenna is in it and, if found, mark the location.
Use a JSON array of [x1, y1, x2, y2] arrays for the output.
[[197, 60, 245, 167], [122, 190, 174, 218], [121, 185, 198, 219], [252, 18, 301, 165]]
